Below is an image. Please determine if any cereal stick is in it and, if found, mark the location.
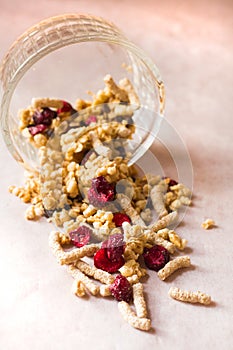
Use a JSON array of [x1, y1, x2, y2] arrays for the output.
[[150, 181, 168, 218], [169, 287, 211, 305], [75, 260, 115, 285], [158, 256, 191, 281], [59, 244, 100, 265], [133, 283, 148, 318], [67, 265, 99, 295], [100, 284, 112, 297], [49, 231, 100, 265], [32, 97, 63, 109], [118, 301, 151, 331], [117, 194, 145, 226], [149, 211, 178, 232]]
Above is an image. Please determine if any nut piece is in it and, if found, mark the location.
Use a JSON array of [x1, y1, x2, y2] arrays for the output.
[[71, 280, 86, 297], [104, 74, 129, 102], [145, 230, 176, 254], [168, 287, 211, 305], [118, 78, 140, 107], [118, 301, 151, 331], [201, 218, 216, 230], [119, 259, 147, 281], [154, 236, 176, 254], [68, 264, 99, 295], [133, 283, 148, 318], [157, 256, 191, 281], [168, 231, 187, 250]]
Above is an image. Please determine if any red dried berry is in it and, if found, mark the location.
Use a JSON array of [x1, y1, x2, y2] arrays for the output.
[[94, 248, 125, 273], [101, 234, 125, 262], [88, 176, 115, 208], [85, 115, 97, 125], [168, 179, 178, 187], [57, 101, 74, 114], [69, 226, 92, 248], [113, 212, 131, 227], [162, 176, 178, 187], [109, 274, 133, 302], [28, 124, 48, 136], [143, 244, 170, 271], [33, 107, 57, 126]]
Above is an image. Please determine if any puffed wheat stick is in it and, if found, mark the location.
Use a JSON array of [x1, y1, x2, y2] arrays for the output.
[[49, 231, 100, 265], [150, 181, 168, 218], [118, 301, 151, 331], [75, 260, 115, 285], [60, 244, 100, 265], [169, 287, 211, 305], [149, 211, 178, 232], [67, 265, 99, 295], [133, 283, 148, 318], [100, 284, 112, 297], [117, 194, 145, 226], [158, 256, 191, 281]]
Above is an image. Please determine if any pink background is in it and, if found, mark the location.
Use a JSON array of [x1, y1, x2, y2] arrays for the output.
[[0, 1, 232, 349]]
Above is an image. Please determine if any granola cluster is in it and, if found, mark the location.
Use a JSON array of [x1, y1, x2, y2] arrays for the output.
[[9, 75, 212, 332]]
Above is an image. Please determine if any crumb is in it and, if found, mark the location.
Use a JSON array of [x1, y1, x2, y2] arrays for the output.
[[201, 218, 216, 230]]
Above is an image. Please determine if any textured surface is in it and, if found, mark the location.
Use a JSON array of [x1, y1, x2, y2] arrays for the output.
[[0, 1, 232, 349]]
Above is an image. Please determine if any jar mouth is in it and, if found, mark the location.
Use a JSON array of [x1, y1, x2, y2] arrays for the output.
[[0, 13, 165, 170]]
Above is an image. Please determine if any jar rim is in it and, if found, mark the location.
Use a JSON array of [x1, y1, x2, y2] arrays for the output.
[[0, 13, 165, 170]]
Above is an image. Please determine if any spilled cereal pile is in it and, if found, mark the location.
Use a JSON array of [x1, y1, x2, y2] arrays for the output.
[[9, 75, 212, 331]]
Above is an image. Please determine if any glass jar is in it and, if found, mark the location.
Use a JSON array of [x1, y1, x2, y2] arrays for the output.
[[0, 13, 165, 171]]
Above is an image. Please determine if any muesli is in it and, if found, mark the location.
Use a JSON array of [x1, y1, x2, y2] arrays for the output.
[[9, 75, 212, 331]]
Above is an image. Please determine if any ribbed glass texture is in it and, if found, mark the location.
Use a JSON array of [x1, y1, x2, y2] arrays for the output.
[[0, 14, 165, 170]]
